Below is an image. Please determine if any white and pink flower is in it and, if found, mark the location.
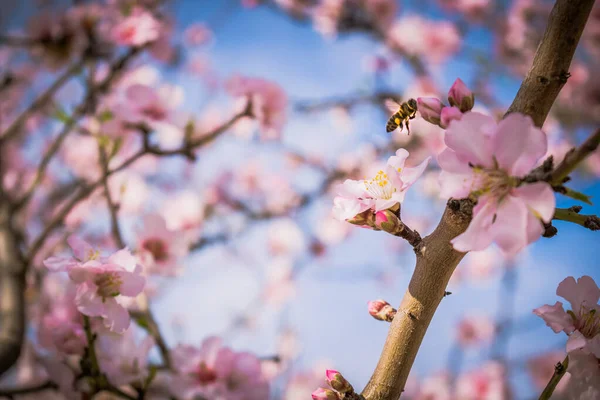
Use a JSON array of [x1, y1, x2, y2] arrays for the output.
[[137, 214, 188, 276], [333, 149, 430, 222], [43, 237, 145, 333], [438, 112, 555, 255], [111, 7, 161, 47], [169, 336, 269, 400]]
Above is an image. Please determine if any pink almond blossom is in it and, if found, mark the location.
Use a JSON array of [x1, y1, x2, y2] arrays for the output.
[[169, 336, 269, 400], [533, 276, 600, 356], [438, 112, 555, 255], [225, 75, 288, 140], [44, 237, 145, 333], [333, 149, 430, 222], [111, 7, 161, 47], [137, 214, 188, 276]]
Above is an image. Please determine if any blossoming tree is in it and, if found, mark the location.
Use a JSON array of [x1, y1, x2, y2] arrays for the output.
[[0, 0, 599, 399]]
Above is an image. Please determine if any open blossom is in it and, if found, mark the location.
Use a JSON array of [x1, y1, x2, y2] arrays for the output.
[[111, 7, 161, 46], [455, 361, 509, 400], [225, 75, 288, 140], [96, 328, 155, 386], [533, 276, 600, 355], [333, 149, 430, 222], [387, 16, 461, 64], [170, 337, 269, 400], [137, 214, 188, 276], [43, 237, 145, 333], [438, 112, 555, 255]]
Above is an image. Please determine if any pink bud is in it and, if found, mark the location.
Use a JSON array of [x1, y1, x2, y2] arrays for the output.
[[417, 97, 444, 126], [368, 299, 397, 322], [312, 387, 340, 400], [325, 370, 353, 394], [448, 78, 474, 112], [440, 106, 463, 129], [374, 210, 403, 235]]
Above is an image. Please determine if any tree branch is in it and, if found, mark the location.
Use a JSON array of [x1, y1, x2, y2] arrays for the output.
[[538, 356, 569, 400], [553, 207, 600, 231], [550, 128, 600, 185], [505, 0, 596, 127], [361, 0, 593, 397]]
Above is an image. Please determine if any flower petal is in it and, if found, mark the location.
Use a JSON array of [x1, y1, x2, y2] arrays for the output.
[[387, 148, 410, 170], [102, 298, 130, 333], [492, 114, 546, 175], [566, 330, 588, 353], [117, 271, 146, 297], [490, 195, 529, 255], [533, 301, 575, 333], [514, 182, 556, 222], [451, 199, 496, 252], [401, 156, 431, 187], [557, 276, 600, 316], [444, 112, 495, 167]]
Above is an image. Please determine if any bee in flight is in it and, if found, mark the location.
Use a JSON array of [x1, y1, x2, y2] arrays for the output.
[[385, 98, 418, 134]]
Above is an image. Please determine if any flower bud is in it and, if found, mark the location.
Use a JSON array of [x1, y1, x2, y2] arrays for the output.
[[417, 97, 444, 126], [375, 210, 403, 235], [368, 299, 397, 322], [312, 387, 340, 400], [440, 106, 463, 129], [448, 78, 474, 112], [325, 370, 353, 394]]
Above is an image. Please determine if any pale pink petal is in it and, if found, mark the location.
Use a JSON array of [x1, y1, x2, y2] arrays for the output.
[[108, 248, 137, 272], [102, 298, 130, 333], [492, 114, 546, 175], [67, 235, 95, 261], [438, 170, 474, 199], [451, 199, 496, 252], [125, 84, 158, 108], [525, 211, 545, 246], [444, 112, 495, 167], [332, 196, 370, 221], [338, 179, 368, 198], [533, 301, 575, 333], [514, 182, 556, 222], [557, 276, 600, 315], [437, 148, 473, 174], [213, 347, 236, 377], [490, 195, 529, 255], [75, 282, 104, 317], [375, 198, 398, 212], [387, 148, 410, 170], [68, 260, 102, 283], [401, 156, 431, 187], [232, 352, 262, 377], [588, 335, 600, 358], [117, 271, 145, 296], [566, 330, 588, 353], [43, 256, 76, 272]]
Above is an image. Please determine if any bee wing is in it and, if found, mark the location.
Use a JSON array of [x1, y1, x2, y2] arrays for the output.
[[384, 99, 400, 113]]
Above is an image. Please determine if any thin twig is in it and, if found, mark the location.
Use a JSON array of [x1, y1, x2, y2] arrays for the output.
[[99, 145, 125, 248], [538, 356, 569, 400], [553, 208, 600, 231], [550, 128, 600, 185], [0, 61, 84, 144]]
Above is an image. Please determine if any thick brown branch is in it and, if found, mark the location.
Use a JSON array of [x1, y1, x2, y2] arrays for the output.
[[505, 0, 596, 127], [361, 200, 473, 399], [0, 202, 26, 376]]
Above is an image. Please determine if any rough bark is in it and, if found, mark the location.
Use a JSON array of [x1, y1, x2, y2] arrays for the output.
[[361, 0, 595, 398]]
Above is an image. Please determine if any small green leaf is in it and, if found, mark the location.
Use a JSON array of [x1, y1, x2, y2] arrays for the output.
[[53, 107, 72, 123], [561, 187, 593, 205]]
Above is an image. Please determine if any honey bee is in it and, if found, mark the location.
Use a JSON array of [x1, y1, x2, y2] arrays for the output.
[[385, 98, 418, 134]]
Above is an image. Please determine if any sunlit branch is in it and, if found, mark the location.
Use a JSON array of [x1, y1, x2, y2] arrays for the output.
[[505, 0, 596, 127], [538, 356, 569, 400], [0, 61, 84, 145], [550, 128, 600, 186], [553, 207, 600, 231]]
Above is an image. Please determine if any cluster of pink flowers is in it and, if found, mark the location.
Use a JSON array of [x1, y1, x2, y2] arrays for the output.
[[44, 236, 145, 332], [169, 336, 270, 399], [534, 275, 600, 398], [438, 111, 555, 255], [333, 148, 429, 227], [225, 75, 288, 140], [387, 16, 461, 64]]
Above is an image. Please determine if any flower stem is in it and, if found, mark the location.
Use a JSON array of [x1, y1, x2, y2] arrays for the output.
[[538, 356, 569, 400], [553, 208, 600, 231]]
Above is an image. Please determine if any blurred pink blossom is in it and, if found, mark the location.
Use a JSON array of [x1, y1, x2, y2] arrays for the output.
[[456, 315, 495, 348], [169, 336, 269, 399], [137, 214, 188, 276], [111, 7, 161, 46], [526, 351, 570, 393], [455, 361, 509, 399]]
